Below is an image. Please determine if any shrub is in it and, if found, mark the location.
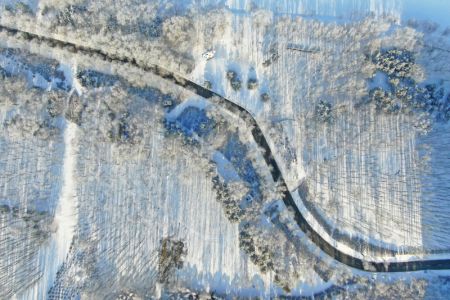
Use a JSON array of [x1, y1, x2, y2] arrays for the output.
[[204, 80, 212, 90], [247, 78, 258, 90], [226, 70, 242, 91], [260, 93, 270, 102], [65, 94, 85, 125], [369, 88, 400, 114], [373, 49, 414, 79], [230, 78, 242, 91], [315, 100, 333, 122]]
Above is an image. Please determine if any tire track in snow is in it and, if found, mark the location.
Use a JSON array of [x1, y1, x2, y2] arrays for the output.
[[2, 24, 450, 273]]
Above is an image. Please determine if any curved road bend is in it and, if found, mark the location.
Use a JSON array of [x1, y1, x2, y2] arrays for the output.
[[2, 24, 450, 272]]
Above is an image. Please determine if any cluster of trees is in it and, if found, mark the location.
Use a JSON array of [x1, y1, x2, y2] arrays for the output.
[[161, 15, 193, 53], [226, 70, 261, 92], [76, 69, 119, 88], [0, 76, 63, 140], [0, 204, 53, 298], [158, 237, 186, 284], [370, 88, 400, 114], [239, 223, 275, 274], [369, 49, 416, 114], [415, 84, 450, 121], [65, 93, 85, 125], [2, 0, 195, 74], [329, 277, 428, 299], [1, 0, 237, 77], [368, 48, 449, 134], [0, 66, 10, 78], [162, 105, 305, 290], [77, 82, 165, 148], [166, 106, 304, 289], [238, 217, 303, 292], [4, 2, 33, 15], [115, 290, 141, 300], [1, 204, 52, 242], [372, 49, 414, 79], [211, 176, 248, 223], [163, 290, 223, 300], [167, 102, 304, 290], [1, 58, 178, 167]]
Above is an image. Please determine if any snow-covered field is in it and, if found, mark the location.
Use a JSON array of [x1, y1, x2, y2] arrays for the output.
[[1, 0, 450, 298]]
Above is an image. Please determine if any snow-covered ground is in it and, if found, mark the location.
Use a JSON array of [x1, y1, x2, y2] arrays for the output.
[[1, 0, 450, 298], [0, 47, 330, 297], [0, 60, 66, 297]]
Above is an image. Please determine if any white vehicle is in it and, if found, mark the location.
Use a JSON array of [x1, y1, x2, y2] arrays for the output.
[[202, 49, 216, 60]]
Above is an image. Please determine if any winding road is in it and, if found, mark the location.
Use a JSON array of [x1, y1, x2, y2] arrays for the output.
[[1, 24, 450, 273]]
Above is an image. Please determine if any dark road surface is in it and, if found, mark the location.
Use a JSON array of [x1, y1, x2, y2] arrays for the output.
[[2, 24, 450, 272]]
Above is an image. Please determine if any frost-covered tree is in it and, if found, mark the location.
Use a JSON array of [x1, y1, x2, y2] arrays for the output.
[[158, 238, 186, 284], [211, 176, 249, 222], [315, 100, 333, 122], [0, 76, 63, 140], [162, 16, 194, 53], [247, 78, 258, 90], [226, 70, 242, 91]]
